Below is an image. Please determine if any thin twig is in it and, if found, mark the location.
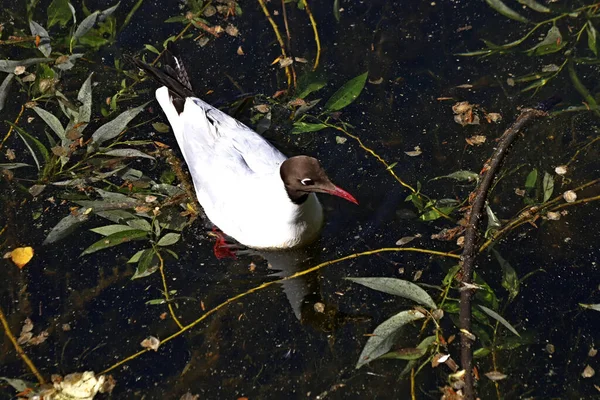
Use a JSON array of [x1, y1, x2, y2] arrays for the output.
[[280, 0, 297, 87], [0, 306, 46, 384], [257, 0, 293, 88], [99, 247, 459, 374], [0, 104, 25, 151], [459, 108, 547, 399], [300, 0, 321, 70], [325, 123, 453, 221], [155, 247, 184, 329]]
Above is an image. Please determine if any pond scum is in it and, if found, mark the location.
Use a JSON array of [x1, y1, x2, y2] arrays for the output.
[[1, 1, 600, 399]]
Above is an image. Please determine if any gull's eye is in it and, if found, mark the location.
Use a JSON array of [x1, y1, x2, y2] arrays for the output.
[[300, 178, 314, 186]]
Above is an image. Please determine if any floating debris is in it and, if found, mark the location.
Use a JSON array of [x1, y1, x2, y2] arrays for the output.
[[555, 165, 567, 175], [563, 190, 577, 203]]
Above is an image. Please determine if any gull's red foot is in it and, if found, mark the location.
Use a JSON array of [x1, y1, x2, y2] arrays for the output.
[[211, 227, 238, 260]]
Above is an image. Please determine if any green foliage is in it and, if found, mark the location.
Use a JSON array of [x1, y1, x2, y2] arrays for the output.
[[324, 72, 368, 111]]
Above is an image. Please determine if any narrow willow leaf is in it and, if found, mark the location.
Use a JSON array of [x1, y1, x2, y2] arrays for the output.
[[8, 122, 49, 171], [102, 148, 155, 160], [579, 303, 600, 312], [29, 21, 52, 57], [33, 107, 65, 140], [132, 249, 159, 279], [144, 44, 161, 54], [90, 224, 137, 236], [485, 0, 529, 23], [0, 73, 14, 111], [43, 211, 90, 245], [492, 249, 519, 302], [324, 71, 368, 111], [81, 229, 148, 256], [0, 58, 52, 73], [127, 249, 145, 263], [346, 277, 437, 309], [486, 204, 501, 230], [517, 0, 550, 13], [380, 335, 436, 361], [297, 74, 326, 99], [542, 172, 554, 202], [455, 49, 494, 57], [526, 26, 565, 56], [47, 0, 72, 28], [333, 0, 341, 22], [78, 73, 93, 123], [0, 163, 31, 169], [73, 1, 120, 43], [587, 22, 598, 56], [356, 310, 426, 369], [157, 232, 181, 246], [430, 170, 479, 182], [568, 60, 598, 110], [126, 218, 152, 232], [291, 122, 327, 134], [89, 102, 148, 149], [478, 305, 520, 337], [524, 168, 538, 190]]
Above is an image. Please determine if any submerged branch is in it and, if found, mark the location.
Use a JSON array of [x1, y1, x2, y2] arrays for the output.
[[0, 305, 46, 384], [100, 247, 460, 374], [459, 107, 548, 399]]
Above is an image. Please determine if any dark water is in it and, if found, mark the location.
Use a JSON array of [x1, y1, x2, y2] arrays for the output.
[[1, 0, 600, 399]]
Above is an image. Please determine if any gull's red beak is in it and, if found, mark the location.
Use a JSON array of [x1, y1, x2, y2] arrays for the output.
[[327, 185, 359, 205]]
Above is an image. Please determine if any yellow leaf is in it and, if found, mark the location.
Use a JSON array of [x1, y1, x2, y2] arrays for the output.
[[11, 246, 34, 269]]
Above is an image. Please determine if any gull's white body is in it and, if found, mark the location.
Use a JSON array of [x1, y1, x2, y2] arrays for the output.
[[155, 87, 324, 249]]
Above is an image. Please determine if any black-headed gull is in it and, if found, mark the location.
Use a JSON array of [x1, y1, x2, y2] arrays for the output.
[[130, 53, 357, 249]]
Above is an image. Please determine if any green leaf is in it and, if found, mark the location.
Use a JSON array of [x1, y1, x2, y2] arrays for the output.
[[430, 170, 479, 183], [127, 249, 145, 263], [420, 206, 455, 221], [378, 335, 436, 361], [152, 122, 170, 133], [296, 72, 327, 99], [291, 122, 327, 134], [0, 163, 31, 170], [90, 224, 137, 236], [102, 148, 155, 160], [29, 21, 51, 57], [8, 122, 49, 171], [517, 0, 550, 13], [77, 73, 93, 124], [0, 57, 52, 73], [526, 26, 565, 56], [132, 249, 159, 279], [524, 168, 538, 190], [492, 249, 519, 303], [88, 102, 148, 150], [81, 229, 148, 256], [43, 211, 90, 245], [587, 22, 598, 57], [542, 171, 554, 202], [333, 0, 341, 22], [478, 305, 520, 337], [157, 232, 181, 246], [144, 44, 161, 54], [126, 218, 152, 232], [356, 310, 426, 368], [579, 303, 600, 312], [568, 59, 599, 111], [485, 0, 529, 23], [73, 2, 120, 42], [0, 73, 14, 112], [486, 205, 501, 231], [324, 72, 368, 111], [47, 0, 72, 28], [347, 277, 437, 309], [33, 107, 65, 140]]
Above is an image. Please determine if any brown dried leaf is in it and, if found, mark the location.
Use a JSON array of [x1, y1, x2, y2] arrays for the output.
[[465, 135, 486, 146], [141, 336, 160, 351], [485, 371, 508, 381]]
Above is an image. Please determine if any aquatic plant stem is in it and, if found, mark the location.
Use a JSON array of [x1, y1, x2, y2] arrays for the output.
[[299, 0, 321, 70], [0, 305, 46, 384], [257, 0, 293, 88], [459, 108, 547, 399], [100, 247, 459, 374], [479, 178, 600, 252], [0, 104, 25, 152], [154, 246, 184, 329], [280, 0, 297, 88], [325, 123, 453, 221]]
